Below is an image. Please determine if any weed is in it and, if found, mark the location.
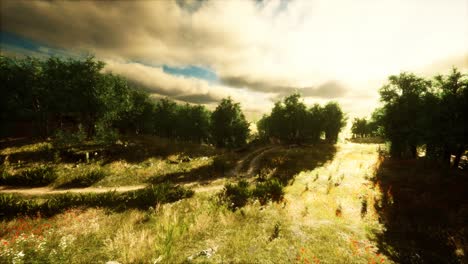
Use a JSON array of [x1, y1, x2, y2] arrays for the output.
[[221, 180, 251, 210], [335, 204, 342, 217], [253, 178, 284, 205], [52, 126, 86, 148], [360, 196, 368, 218], [313, 173, 319, 182], [268, 222, 281, 241], [326, 181, 333, 194]]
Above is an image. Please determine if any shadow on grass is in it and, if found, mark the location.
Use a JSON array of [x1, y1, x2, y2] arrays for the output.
[[254, 144, 337, 185], [147, 153, 239, 185], [346, 137, 385, 144], [0, 183, 194, 220], [372, 158, 467, 263], [0, 136, 218, 165], [149, 143, 337, 189]]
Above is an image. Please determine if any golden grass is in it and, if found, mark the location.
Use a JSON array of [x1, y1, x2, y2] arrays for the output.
[[1, 142, 393, 263]]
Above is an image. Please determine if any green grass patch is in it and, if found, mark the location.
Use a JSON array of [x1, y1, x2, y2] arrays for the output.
[[0, 183, 194, 219], [55, 169, 106, 189], [0, 166, 57, 187]]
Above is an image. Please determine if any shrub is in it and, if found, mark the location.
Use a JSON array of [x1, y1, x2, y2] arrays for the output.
[[0, 194, 38, 217], [95, 123, 119, 145], [57, 169, 106, 188], [0, 183, 194, 218], [252, 178, 284, 205], [221, 180, 251, 210], [0, 166, 57, 186], [52, 126, 86, 148]]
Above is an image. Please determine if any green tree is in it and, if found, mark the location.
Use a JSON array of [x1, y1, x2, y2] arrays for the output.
[[379, 72, 430, 158], [322, 102, 346, 143], [433, 68, 468, 167], [210, 98, 250, 148]]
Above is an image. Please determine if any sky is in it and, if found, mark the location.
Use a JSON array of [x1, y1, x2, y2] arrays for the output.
[[1, 0, 467, 121]]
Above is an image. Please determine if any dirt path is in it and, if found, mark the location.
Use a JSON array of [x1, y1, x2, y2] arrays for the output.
[[0, 185, 147, 196], [229, 146, 281, 177], [0, 183, 227, 196]]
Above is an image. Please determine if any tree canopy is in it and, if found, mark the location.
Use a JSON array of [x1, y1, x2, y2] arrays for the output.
[[210, 98, 250, 148], [374, 68, 468, 167], [257, 94, 346, 144]]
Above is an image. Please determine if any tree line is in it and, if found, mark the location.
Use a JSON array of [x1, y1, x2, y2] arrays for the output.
[[0, 55, 347, 148], [367, 68, 468, 168], [257, 93, 346, 144], [0, 56, 246, 147], [351, 116, 380, 138]]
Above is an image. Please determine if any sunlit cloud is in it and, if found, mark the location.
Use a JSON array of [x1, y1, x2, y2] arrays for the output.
[[1, 0, 467, 119]]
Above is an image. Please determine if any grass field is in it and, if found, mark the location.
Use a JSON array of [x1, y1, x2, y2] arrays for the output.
[[1, 137, 466, 263]]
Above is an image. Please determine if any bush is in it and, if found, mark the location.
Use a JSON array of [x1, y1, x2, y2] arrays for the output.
[[221, 180, 251, 210], [0, 183, 194, 218], [0, 166, 57, 186], [53, 126, 86, 148], [252, 178, 284, 205], [95, 123, 119, 145], [0, 194, 38, 217], [57, 169, 106, 188]]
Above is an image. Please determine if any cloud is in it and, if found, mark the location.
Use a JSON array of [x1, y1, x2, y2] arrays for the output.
[[301, 81, 348, 99], [103, 60, 273, 117], [221, 75, 347, 99], [174, 94, 219, 104], [2, 0, 467, 118]]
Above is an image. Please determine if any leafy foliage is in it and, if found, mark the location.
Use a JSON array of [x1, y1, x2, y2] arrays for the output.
[[258, 94, 346, 144], [252, 178, 284, 205], [375, 68, 468, 166], [221, 180, 251, 210], [0, 166, 56, 187], [210, 98, 250, 148], [0, 55, 214, 146], [0, 183, 194, 218]]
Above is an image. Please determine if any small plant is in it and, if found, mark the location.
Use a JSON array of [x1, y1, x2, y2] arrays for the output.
[[313, 173, 319, 182], [221, 180, 251, 210], [361, 196, 368, 218], [94, 122, 119, 145], [53, 126, 86, 148], [269, 222, 281, 241], [0, 166, 56, 186], [0, 194, 38, 217], [335, 204, 342, 217], [252, 178, 284, 205], [326, 181, 333, 194]]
